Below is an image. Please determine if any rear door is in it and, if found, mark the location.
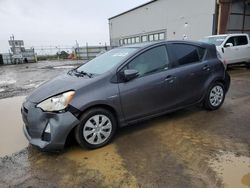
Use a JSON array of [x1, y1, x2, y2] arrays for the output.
[[166, 43, 210, 106], [235, 35, 250, 62]]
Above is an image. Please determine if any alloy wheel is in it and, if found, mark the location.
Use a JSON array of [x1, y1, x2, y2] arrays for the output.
[[83, 114, 112, 145], [209, 85, 224, 107]]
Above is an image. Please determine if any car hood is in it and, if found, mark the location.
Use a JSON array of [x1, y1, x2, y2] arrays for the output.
[[27, 73, 96, 103]]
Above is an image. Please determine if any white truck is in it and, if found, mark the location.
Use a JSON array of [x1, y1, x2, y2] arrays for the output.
[[201, 33, 250, 67]]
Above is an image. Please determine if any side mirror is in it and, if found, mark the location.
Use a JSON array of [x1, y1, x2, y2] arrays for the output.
[[225, 43, 233, 48], [120, 69, 139, 82]]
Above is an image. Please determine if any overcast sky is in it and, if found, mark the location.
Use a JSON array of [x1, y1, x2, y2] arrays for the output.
[[0, 0, 149, 52]]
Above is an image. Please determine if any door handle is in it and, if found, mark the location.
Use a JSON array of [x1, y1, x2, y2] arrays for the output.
[[165, 75, 176, 83], [202, 65, 210, 71]]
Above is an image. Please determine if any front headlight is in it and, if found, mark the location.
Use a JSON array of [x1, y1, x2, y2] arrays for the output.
[[37, 91, 75, 112]]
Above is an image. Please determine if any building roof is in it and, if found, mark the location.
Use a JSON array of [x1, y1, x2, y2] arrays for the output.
[[109, 0, 158, 20], [118, 40, 214, 49]]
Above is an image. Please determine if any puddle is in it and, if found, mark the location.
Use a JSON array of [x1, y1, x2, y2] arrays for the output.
[[242, 173, 250, 187], [23, 83, 36, 89], [0, 88, 5, 92], [0, 96, 28, 157], [53, 65, 75, 69], [0, 79, 16, 85], [209, 151, 250, 188]]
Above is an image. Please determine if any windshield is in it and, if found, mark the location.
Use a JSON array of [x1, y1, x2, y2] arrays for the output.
[[200, 36, 226, 46], [76, 48, 138, 75]]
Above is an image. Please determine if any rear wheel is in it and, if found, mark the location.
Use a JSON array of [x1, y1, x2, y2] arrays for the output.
[[75, 108, 117, 149], [204, 82, 225, 110]]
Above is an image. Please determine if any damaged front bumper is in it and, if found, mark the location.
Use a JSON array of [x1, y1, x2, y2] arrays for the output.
[[21, 99, 80, 151]]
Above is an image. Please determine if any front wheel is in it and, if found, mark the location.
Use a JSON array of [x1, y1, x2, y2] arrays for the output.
[[75, 108, 117, 149], [203, 82, 225, 110]]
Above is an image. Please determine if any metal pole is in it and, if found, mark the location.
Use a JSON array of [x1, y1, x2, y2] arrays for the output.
[[242, 0, 246, 33], [86, 42, 89, 60]]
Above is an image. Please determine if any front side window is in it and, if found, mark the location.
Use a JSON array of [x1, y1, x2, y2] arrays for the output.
[[225, 37, 236, 46], [225, 36, 248, 46], [126, 46, 169, 76], [77, 48, 137, 75], [170, 44, 205, 66]]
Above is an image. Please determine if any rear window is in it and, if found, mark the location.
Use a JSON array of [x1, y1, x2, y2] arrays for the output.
[[169, 44, 206, 66]]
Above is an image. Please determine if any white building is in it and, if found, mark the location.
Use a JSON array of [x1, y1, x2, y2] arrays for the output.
[[109, 0, 250, 47]]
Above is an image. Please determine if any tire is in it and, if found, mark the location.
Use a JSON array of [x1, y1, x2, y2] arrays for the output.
[[203, 82, 225, 111], [74, 108, 117, 149]]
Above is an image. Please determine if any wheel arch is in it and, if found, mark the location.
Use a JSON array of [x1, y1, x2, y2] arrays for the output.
[[201, 76, 228, 102], [77, 104, 119, 126], [65, 103, 119, 148]]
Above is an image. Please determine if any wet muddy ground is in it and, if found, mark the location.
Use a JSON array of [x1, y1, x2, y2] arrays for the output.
[[0, 61, 250, 188], [0, 60, 82, 99]]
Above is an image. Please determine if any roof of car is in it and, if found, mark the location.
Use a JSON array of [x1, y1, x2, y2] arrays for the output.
[[205, 33, 249, 38], [120, 40, 213, 49]]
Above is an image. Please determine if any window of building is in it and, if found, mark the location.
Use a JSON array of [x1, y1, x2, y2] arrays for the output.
[[120, 39, 123, 46], [135, 37, 140, 43], [149, 34, 154, 41], [154, 34, 159, 41], [126, 46, 169, 76], [169, 44, 205, 66], [124, 39, 128, 44], [141, 35, 148, 42], [131, 37, 135, 44], [127, 38, 131, 44], [159, 33, 165, 40]]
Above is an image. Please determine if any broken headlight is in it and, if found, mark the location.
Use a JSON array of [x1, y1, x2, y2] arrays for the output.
[[37, 91, 75, 112]]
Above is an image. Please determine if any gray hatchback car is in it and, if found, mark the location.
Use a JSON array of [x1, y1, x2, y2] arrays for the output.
[[21, 41, 230, 151]]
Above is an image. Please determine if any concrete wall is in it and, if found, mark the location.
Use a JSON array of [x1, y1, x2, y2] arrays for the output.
[[109, 0, 216, 46], [75, 46, 111, 60]]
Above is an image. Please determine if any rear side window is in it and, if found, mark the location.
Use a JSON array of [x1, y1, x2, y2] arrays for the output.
[[127, 45, 169, 76], [237, 36, 248, 45], [169, 44, 205, 66]]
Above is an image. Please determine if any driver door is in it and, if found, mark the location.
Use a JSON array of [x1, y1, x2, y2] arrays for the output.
[[118, 45, 174, 121]]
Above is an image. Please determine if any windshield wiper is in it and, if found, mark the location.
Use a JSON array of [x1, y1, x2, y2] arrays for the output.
[[68, 68, 94, 78], [79, 70, 93, 78]]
